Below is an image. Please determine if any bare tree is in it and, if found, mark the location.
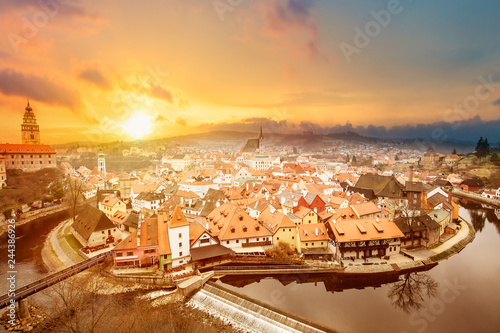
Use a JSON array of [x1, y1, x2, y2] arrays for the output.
[[42, 274, 119, 333], [65, 176, 85, 222], [387, 272, 438, 313], [394, 200, 426, 247]]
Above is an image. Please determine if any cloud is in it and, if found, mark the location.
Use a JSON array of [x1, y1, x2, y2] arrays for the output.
[[237, 90, 354, 108], [198, 115, 500, 143], [0, 69, 80, 109], [78, 68, 110, 89], [151, 84, 173, 103], [0, 0, 105, 22], [155, 114, 168, 122], [260, 0, 320, 58], [493, 98, 500, 106], [176, 117, 187, 126]]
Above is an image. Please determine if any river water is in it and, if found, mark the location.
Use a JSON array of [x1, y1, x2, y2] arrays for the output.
[[1, 204, 499, 332], [0, 210, 69, 295]]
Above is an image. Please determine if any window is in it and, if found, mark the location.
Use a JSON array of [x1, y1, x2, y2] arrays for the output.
[[256, 238, 259, 241], [289, 229, 291, 232], [312, 242, 315, 246], [179, 251, 183, 256], [127, 251, 133, 256], [226, 241, 229, 244], [178, 233, 182, 238], [276, 237, 279, 240], [102, 231, 105, 234], [292, 236, 294, 240], [236, 240, 239, 243], [306, 243, 308, 246], [321, 242, 324, 245], [179, 242, 182, 248], [116, 252, 123, 257]]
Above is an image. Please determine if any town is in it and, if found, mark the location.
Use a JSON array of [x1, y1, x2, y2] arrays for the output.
[[2, 102, 495, 281]]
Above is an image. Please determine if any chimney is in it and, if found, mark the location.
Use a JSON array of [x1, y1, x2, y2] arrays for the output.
[[315, 228, 318, 236], [409, 165, 414, 183], [448, 189, 452, 204]]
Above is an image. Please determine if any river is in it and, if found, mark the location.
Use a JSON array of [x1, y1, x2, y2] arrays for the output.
[[1, 204, 499, 332], [0, 210, 69, 295]]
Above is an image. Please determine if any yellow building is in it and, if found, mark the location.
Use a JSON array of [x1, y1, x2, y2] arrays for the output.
[[294, 206, 319, 224], [259, 207, 297, 249], [296, 224, 332, 260], [100, 196, 127, 218]]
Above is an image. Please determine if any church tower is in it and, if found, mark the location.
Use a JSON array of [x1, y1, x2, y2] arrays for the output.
[[21, 99, 41, 144], [98, 148, 106, 176]]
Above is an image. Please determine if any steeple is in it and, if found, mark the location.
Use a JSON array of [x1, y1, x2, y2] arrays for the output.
[[98, 148, 106, 176], [21, 99, 40, 144], [259, 126, 264, 140]]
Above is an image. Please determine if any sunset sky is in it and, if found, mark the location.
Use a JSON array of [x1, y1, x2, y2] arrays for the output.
[[1, 0, 500, 144]]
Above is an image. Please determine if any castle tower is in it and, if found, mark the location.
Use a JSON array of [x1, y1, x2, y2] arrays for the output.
[[21, 99, 40, 144], [98, 149, 106, 176]]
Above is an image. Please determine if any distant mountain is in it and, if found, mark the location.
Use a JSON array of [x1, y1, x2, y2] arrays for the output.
[[55, 130, 475, 154]]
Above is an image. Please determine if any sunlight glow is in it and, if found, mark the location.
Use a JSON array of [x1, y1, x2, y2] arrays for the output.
[[122, 113, 152, 138]]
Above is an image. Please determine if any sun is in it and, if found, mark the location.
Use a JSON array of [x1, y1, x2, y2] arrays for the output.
[[122, 113, 152, 138]]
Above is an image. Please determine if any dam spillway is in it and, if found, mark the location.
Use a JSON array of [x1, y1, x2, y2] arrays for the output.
[[187, 281, 339, 333]]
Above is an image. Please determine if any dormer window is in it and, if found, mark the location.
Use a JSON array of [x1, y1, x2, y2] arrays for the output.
[[230, 226, 235, 233], [243, 226, 247, 232]]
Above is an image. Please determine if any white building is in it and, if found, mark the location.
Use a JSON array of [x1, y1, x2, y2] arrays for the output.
[[165, 206, 191, 267]]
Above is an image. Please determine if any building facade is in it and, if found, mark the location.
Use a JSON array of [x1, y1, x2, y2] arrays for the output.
[[0, 102, 56, 172], [21, 100, 40, 145], [0, 156, 6, 188]]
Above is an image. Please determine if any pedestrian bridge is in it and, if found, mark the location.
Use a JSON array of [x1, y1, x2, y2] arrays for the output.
[[0, 252, 111, 309]]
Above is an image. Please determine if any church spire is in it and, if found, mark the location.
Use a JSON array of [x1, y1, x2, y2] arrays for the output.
[[259, 126, 264, 140]]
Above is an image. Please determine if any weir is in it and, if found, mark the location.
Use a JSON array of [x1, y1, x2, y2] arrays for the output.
[[188, 281, 339, 333]]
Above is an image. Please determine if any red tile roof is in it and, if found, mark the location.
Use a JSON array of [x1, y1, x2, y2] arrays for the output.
[[0, 144, 55, 154]]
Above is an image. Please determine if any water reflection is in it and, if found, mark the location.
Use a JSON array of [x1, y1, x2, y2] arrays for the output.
[[459, 198, 500, 235], [387, 272, 438, 313], [218, 265, 437, 297]]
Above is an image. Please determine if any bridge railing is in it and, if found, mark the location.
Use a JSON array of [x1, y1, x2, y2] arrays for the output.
[[0, 251, 112, 309]]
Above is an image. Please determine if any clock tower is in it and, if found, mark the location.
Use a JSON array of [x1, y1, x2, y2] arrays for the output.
[[21, 99, 40, 145]]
